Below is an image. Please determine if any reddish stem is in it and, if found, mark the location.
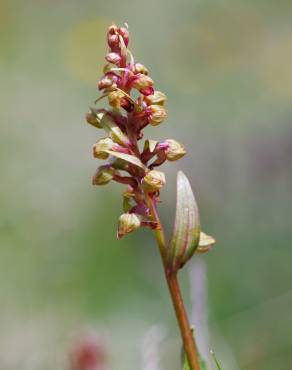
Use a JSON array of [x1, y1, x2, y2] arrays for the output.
[[145, 194, 201, 370]]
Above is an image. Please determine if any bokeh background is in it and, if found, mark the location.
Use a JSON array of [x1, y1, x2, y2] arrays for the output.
[[1, 0, 292, 369]]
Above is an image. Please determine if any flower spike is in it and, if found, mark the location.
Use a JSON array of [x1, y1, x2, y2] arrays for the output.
[[86, 23, 186, 237]]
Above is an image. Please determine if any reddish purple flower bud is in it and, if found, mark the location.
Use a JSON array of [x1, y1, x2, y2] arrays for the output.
[[118, 27, 129, 47], [105, 52, 121, 65], [107, 25, 119, 48], [107, 34, 119, 49], [107, 24, 129, 51]]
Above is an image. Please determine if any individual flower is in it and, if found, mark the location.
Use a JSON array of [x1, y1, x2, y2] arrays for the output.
[[132, 63, 148, 75], [92, 138, 115, 159], [98, 74, 118, 90], [144, 91, 167, 106], [147, 105, 167, 126], [107, 90, 125, 109], [117, 212, 141, 239], [161, 139, 186, 161], [92, 166, 115, 185], [130, 74, 154, 91], [142, 170, 166, 192]]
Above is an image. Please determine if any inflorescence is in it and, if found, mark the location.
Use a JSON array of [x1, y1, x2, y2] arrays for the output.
[[86, 23, 186, 239]]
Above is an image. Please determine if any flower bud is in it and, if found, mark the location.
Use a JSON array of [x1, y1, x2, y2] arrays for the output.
[[131, 74, 154, 90], [118, 27, 129, 47], [142, 170, 166, 192], [148, 105, 167, 126], [107, 24, 119, 49], [132, 63, 148, 75], [164, 139, 186, 161], [108, 90, 125, 109], [144, 91, 167, 106], [92, 137, 114, 159], [105, 52, 121, 65], [92, 166, 115, 185], [108, 33, 119, 49], [117, 213, 141, 239]]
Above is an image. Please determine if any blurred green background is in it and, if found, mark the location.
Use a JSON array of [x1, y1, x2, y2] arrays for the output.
[[1, 0, 292, 369]]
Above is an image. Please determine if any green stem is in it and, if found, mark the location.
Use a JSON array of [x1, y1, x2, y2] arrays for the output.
[[146, 194, 201, 370]]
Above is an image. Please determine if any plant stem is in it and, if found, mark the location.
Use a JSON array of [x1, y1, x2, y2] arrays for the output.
[[166, 273, 201, 370], [146, 194, 201, 370]]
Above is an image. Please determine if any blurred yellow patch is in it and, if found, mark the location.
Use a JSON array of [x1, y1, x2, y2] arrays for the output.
[[62, 19, 110, 84], [258, 33, 292, 99], [162, 4, 264, 95]]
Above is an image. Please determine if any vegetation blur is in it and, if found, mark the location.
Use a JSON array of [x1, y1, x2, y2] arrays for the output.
[[1, 0, 291, 369]]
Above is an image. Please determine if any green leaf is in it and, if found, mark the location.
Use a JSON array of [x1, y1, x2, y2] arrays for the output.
[[200, 359, 208, 370], [168, 171, 201, 271], [182, 354, 190, 370], [106, 150, 146, 170], [211, 351, 222, 370]]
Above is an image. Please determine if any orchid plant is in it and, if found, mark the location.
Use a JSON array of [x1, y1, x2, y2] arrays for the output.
[[85, 23, 216, 370]]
